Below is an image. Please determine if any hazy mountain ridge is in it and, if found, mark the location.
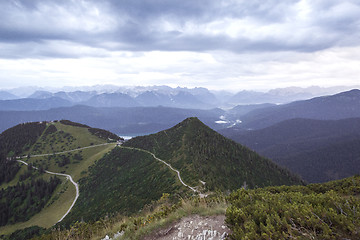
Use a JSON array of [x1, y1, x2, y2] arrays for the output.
[[0, 91, 18, 100], [227, 85, 360, 105], [1, 85, 357, 111], [222, 118, 360, 183], [226, 89, 360, 130], [0, 97, 73, 111], [10, 87, 218, 110]]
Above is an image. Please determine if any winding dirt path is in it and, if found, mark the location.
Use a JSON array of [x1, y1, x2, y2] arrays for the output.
[[14, 143, 117, 222], [121, 146, 198, 193], [17, 160, 79, 223], [15, 142, 198, 224], [16, 142, 113, 159]]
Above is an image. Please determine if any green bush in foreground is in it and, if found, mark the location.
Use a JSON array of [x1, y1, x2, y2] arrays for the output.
[[2, 226, 46, 240], [226, 176, 360, 239]]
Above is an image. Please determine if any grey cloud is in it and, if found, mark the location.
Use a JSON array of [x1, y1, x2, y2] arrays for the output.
[[0, 0, 360, 59]]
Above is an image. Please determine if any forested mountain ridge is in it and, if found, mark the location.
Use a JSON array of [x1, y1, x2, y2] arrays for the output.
[[124, 117, 303, 191]]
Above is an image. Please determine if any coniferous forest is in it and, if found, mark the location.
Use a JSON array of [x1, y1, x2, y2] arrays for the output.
[[0, 122, 47, 184], [0, 176, 61, 226], [226, 176, 360, 239]]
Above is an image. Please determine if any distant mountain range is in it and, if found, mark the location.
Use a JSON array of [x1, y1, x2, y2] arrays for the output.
[[1, 88, 216, 110], [1, 88, 360, 137], [227, 85, 360, 104], [1, 85, 358, 110], [0, 91, 18, 100]]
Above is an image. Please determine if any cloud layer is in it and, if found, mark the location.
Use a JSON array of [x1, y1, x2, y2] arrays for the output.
[[0, 0, 360, 89]]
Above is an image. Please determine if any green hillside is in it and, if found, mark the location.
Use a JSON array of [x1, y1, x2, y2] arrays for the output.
[[124, 117, 303, 191], [0, 120, 119, 235], [60, 118, 302, 227], [25, 176, 360, 240], [1, 118, 303, 238], [61, 147, 184, 226]]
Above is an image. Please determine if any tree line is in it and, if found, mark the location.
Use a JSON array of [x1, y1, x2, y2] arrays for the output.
[[0, 122, 46, 184], [0, 176, 61, 226]]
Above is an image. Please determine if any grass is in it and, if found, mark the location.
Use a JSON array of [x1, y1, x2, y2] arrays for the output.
[[0, 164, 27, 189], [1, 122, 117, 235], [1, 145, 116, 234], [67, 144, 116, 181], [54, 122, 106, 147], [0, 180, 75, 235], [24, 122, 107, 156], [26, 144, 116, 181]]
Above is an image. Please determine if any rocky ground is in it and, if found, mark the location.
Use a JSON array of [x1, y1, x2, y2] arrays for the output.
[[143, 215, 230, 240]]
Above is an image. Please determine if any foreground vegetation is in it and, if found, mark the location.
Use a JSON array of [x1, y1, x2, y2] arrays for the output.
[[25, 193, 228, 240], [2, 176, 356, 240], [226, 175, 360, 239]]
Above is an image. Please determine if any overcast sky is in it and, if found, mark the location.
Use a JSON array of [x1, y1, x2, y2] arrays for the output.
[[0, 0, 359, 91]]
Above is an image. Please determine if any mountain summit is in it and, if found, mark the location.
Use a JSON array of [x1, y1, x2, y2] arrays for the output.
[[125, 117, 303, 190]]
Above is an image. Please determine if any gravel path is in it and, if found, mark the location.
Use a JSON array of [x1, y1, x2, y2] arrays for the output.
[[121, 146, 198, 193], [16, 142, 114, 159], [17, 160, 79, 223]]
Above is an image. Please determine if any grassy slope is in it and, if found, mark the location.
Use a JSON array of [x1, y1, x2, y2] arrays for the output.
[[61, 147, 186, 226], [124, 117, 303, 191], [25, 122, 106, 155], [0, 121, 116, 234], [0, 165, 28, 189], [0, 181, 75, 235]]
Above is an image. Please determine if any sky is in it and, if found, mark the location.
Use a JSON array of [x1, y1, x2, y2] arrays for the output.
[[0, 0, 360, 91]]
